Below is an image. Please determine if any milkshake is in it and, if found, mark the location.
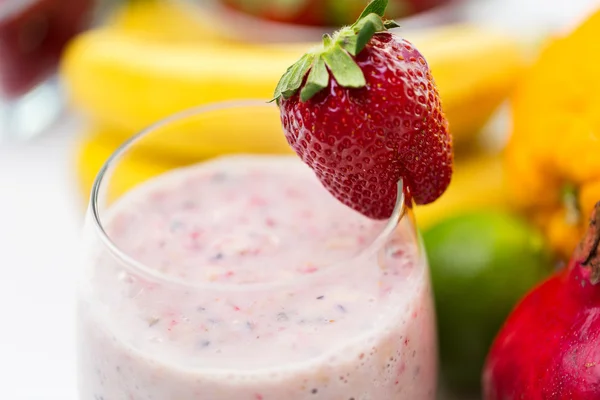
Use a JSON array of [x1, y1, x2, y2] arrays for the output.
[[78, 155, 437, 399]]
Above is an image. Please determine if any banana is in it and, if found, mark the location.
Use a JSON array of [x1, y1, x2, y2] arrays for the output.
[[77, 123, 510, 228], [75, 124, 180, 206], [62, 29, 308, 160], [61, 22, 525, 155], [105, 0, 232, 43]]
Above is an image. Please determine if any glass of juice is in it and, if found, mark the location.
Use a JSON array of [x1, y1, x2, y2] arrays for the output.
[[0, 0, 94, 140], [77, 101, 438, 399]]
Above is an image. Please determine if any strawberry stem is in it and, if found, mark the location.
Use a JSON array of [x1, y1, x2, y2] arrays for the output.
[[271, 0, 400, 103]]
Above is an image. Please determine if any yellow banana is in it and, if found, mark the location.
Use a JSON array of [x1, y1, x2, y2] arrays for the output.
[[62, 29, 308, 160], [105, 0, 232, 43], [76, 124, 180, 206], [61, 23, 525, 155], [77, 123, 509, 227]]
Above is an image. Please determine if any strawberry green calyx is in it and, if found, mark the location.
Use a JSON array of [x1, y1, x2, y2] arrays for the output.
[[271, 0, 399, 103]]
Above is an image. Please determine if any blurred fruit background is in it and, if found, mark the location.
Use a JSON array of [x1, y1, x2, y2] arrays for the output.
[[218, 0, 449, 27], [425, 211, 552, 395], [64, 0, 524, 204], [2, 0, 600, 399], [56, 1, 593, 396]]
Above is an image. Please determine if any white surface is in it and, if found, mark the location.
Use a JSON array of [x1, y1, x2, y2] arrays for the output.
[[0, 1, 599, 399], [459, 0, 600, 38], [0, 118, 83, 400]]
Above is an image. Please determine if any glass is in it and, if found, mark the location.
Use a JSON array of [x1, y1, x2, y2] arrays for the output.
[[77, 101, 438, 399], [0, 0, 95, 141]]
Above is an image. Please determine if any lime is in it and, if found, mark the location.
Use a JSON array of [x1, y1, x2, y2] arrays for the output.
[[423, 210, 552, 394]]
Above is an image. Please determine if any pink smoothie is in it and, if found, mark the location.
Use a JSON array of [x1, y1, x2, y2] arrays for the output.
[[78, 155, 437, 399]]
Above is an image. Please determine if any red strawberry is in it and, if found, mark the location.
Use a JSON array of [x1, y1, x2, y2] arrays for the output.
[[273, 0, 452, 219], [221, 0, 326, 27], [221, 0, 450, 27], [325, 0, 448, 27]]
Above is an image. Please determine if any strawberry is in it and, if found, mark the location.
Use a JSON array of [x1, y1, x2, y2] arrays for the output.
[[221, 0, 326, 27], [272, 0, 452, 220], [221, 0, 450, 27], [325, 0, 442, 27], [408, 0, 450, 13]]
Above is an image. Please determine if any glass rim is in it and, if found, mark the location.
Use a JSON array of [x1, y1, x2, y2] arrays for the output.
[[89, 99, 407, 291]]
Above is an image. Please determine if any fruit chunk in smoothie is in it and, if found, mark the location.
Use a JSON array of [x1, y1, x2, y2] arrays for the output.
[[78, 155, 437, 399]]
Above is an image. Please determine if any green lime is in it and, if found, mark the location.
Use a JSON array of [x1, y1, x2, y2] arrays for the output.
[[423, 210, 553, 394]]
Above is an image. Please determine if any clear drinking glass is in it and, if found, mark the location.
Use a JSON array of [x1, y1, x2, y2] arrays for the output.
[[77, 101, 438, 399]]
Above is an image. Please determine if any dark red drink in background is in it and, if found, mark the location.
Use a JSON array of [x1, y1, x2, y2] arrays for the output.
[[0, 0, 94, 99]]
